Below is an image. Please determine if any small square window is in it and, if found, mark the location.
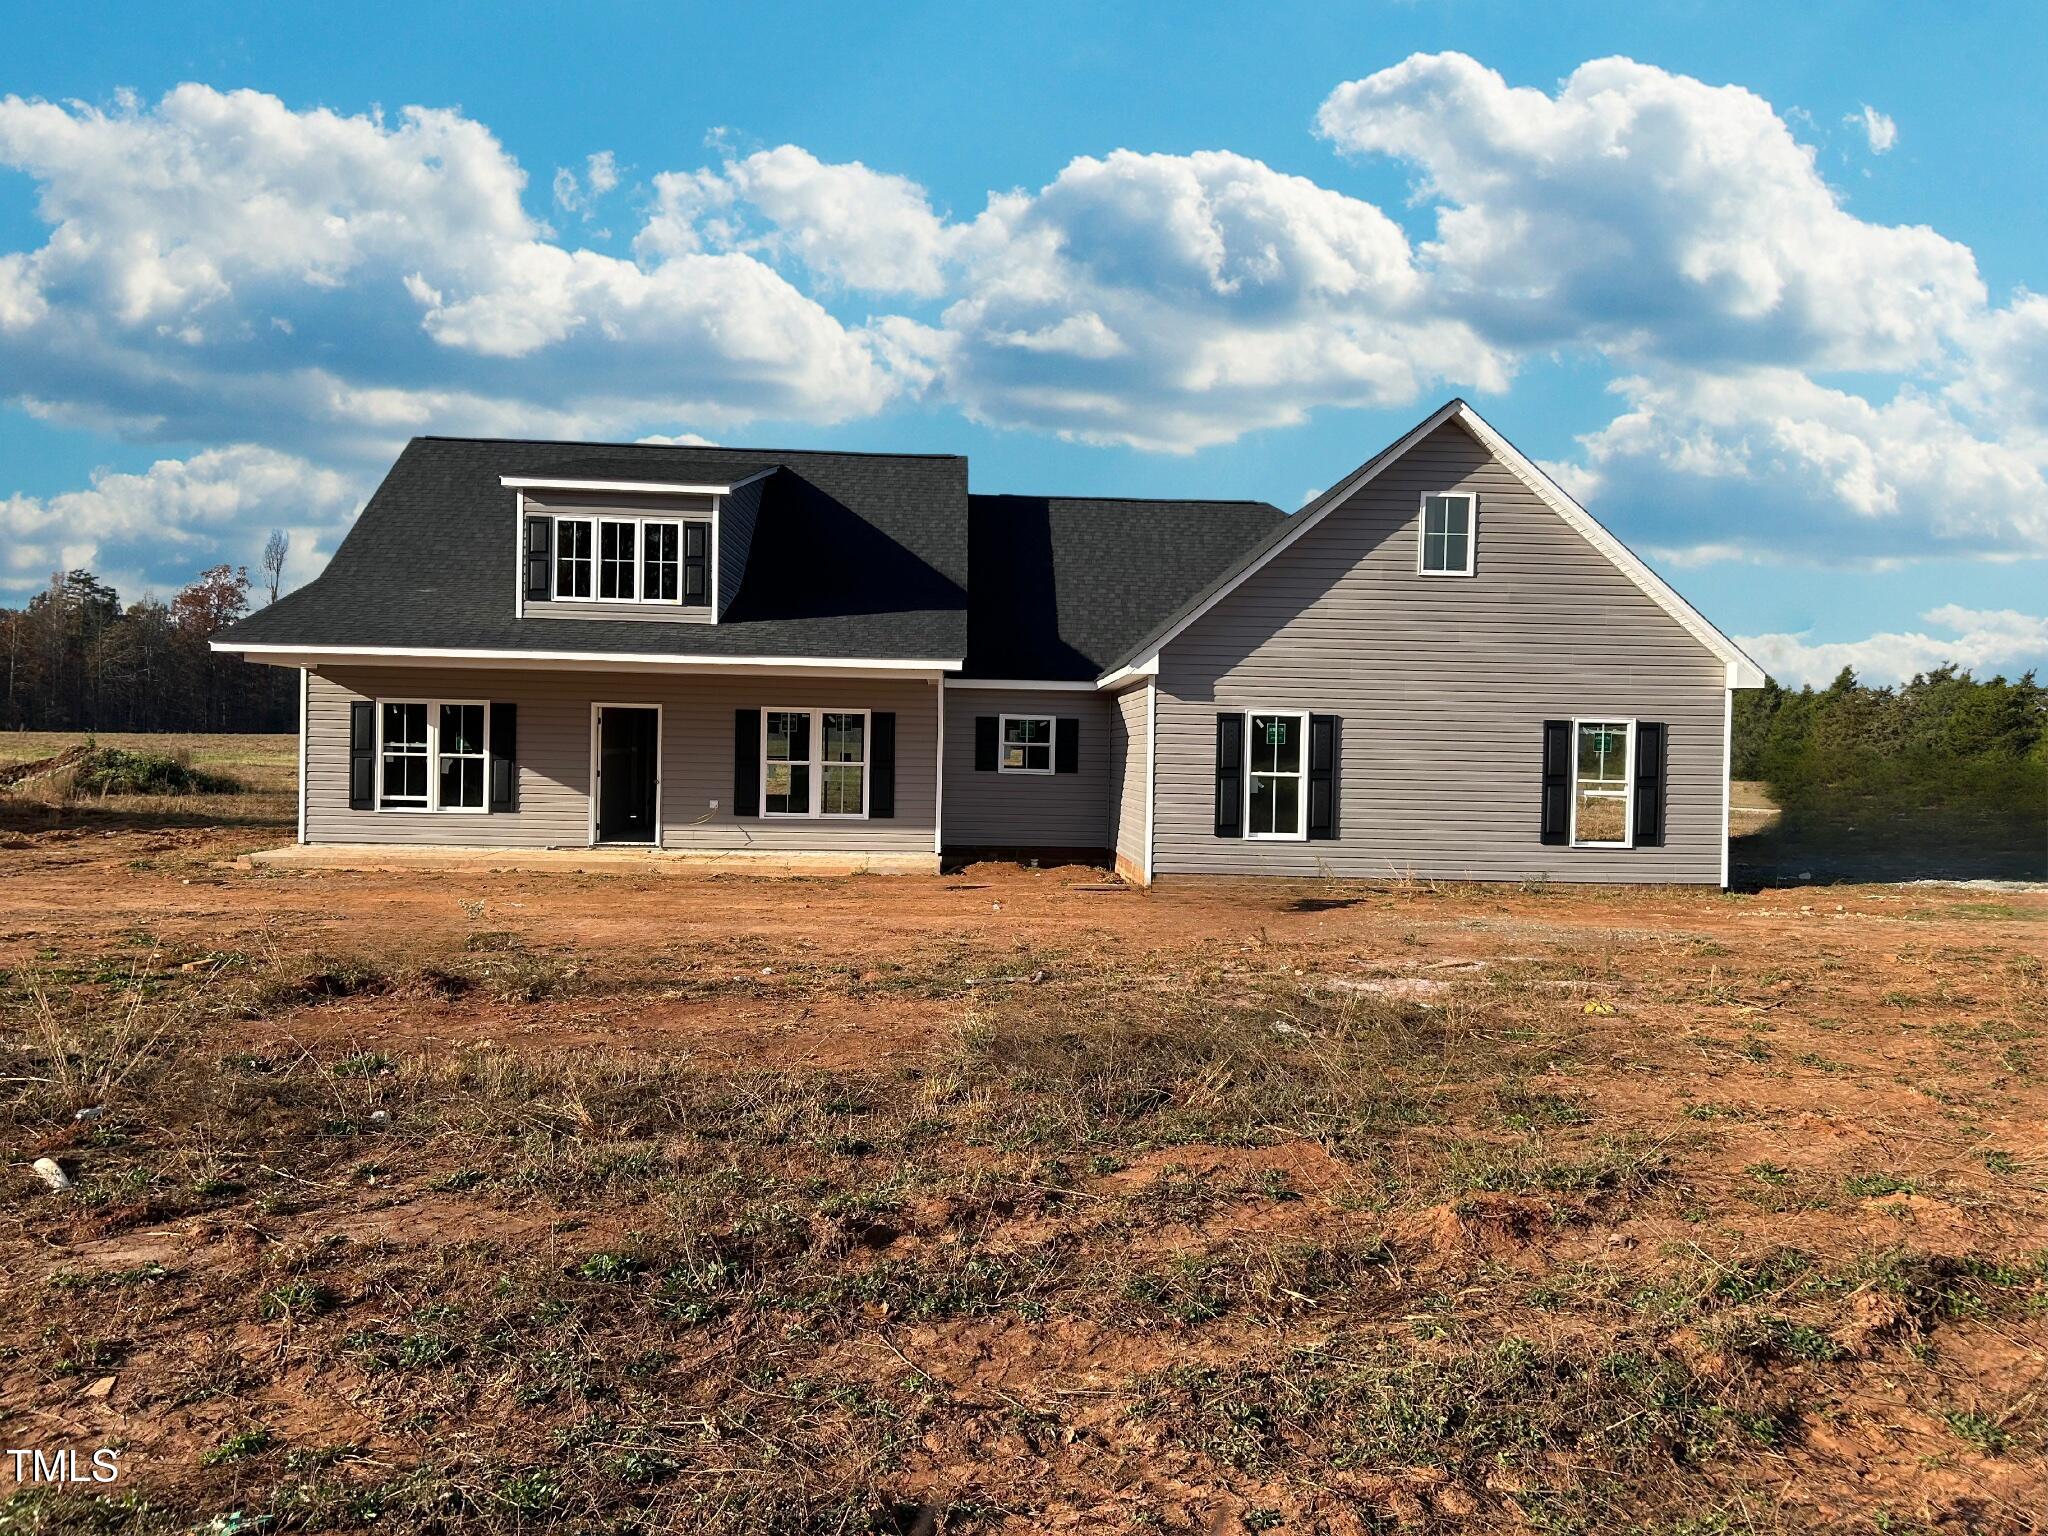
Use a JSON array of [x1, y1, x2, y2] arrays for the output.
[[1000, 716, 1054, 774], [1419, 493, 1475, 576]]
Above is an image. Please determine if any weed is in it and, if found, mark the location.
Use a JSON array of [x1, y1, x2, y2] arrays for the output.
[[258, 1280, 335, 1321], [202, 1429, 275, 1466], [1944, 1409, 2008, 1455], [571, 1251, 643, 1284]]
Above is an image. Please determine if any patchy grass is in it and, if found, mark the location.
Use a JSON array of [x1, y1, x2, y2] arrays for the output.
[[0, 845, 2043, 1531]]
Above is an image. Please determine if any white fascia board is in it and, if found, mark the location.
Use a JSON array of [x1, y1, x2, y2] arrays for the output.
[[213, 641, 961, 679], [1088, 396, 1765, 691], [1095, 658, 1159, 690], [948, 678, 1101, 692], [501, 475, 733, 496]]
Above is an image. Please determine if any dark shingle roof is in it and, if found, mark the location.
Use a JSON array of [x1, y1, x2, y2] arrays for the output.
[[964, 495, 1287, 680], [223, 437, 970, 661]]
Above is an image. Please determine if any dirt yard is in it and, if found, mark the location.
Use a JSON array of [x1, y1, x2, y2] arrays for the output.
[[1, 764, 2044, 1533]]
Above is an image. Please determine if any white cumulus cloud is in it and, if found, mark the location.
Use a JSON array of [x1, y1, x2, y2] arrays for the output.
[[1317, 54, 1977, 371], [1852, 105, 1899, 154], [1737, 606, 2048, 687], [0, 446, 363, 598], [0, 86, 902, 463], [1556, 368, 2048, 563]]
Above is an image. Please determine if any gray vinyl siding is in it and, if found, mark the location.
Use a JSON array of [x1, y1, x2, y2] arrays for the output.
[[941, 688, 1112, 849], [1110, 685, 1150, 878], [305, 666, 936, 852], [718, 476, 765, 620], [522, 600, 712, 624], [1152, 418, 1728, 883]]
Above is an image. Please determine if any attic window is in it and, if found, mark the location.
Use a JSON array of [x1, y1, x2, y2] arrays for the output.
[[542, 514, 710, 606], [1419, 493, 1476, 576]]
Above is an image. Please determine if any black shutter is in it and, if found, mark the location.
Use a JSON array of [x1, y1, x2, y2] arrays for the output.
[[348, 700, 375, 810], [524, 516, 551, 602], [684, 521, 710, 606], [870, 712, 896, 818], [1214, 713, 1244, 838], [1307, 714, 1337, 840], [1055, 717, 1080, 774], [489, 702, 517, 812], [974, 715, 998, 772], [733, 709, 760, 817], [1633, 722, 1666, 847], [1540, 720, 1571, 845]]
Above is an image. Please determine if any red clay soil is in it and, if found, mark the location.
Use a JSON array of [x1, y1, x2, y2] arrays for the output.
[[1, 816, 2044, 1532]]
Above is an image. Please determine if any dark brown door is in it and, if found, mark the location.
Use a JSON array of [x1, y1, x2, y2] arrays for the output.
[[596, 707, 659, 843]]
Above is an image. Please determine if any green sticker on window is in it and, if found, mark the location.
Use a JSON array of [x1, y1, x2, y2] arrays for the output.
[[1265, 720, 1288, 746]]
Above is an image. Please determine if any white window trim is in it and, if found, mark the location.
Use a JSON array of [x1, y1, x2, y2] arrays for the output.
[[997, 713, 1056, 775], [1417, 491, 1477, 577], [375, 697, 489, 814], [587, 701, 664, 846], [759, 707, 872, 820], [547, 512, 713, 608], [1243, 707, 1310, 842], [1568, 716, 1636, 850], [552, 515, 595, 600]]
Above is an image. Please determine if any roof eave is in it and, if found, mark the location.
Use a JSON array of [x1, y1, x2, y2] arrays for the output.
[[213, 640, 964, 679], [500, 475, 736, 496]]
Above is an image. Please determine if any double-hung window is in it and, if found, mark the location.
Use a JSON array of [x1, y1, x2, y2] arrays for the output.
[[599, 519, 637, 600], [555, 519, 594, 598], [1419, 492, 1476, 576], [378, 700, 487, 812], [1246, 710, 1308, 839], [643, 521, 680, 602], [1571, 719, 1634, 848], [763, 710, 811, 815], [761, 708, 869, 818], [999, 715, 1054, 774], [821, 712, 867, 815]]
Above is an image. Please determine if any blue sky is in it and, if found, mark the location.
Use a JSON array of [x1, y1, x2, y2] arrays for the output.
[[3, 0, 2044, 684]]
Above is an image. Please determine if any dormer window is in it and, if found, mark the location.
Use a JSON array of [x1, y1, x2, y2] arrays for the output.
[[532, 511, 710, 606], [1418, 492, 1476, 576], [508, 470, 754, 621], [598, 519, 638, 599], [555, 520, 594, 597], [644, 523, 679, 601]]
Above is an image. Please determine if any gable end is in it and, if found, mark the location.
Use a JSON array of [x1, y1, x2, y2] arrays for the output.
[[1098, 400, 1763, 690]]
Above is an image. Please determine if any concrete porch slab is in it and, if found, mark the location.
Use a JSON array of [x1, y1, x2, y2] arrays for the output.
[[241, 844, 940, 877]]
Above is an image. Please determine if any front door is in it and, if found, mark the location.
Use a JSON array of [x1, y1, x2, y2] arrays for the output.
[[595, 706, 659, 844]]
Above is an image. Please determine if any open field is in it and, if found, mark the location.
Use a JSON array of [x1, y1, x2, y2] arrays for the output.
[[0, 732, 297, 835], [2, 756, 2046, 1532]]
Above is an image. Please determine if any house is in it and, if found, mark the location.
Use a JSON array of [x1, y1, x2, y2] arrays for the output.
[[216, 399, 1765, 885]]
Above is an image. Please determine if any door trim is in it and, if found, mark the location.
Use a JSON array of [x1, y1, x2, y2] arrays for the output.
[[588, 701, 663, 846]]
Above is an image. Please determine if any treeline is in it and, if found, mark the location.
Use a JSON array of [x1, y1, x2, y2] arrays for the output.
[[0, 566, 295, 734], [1734, 666, 2046, 851]]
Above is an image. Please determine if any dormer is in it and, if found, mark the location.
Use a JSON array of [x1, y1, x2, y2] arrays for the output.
[[505, 465, 771, 624]]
